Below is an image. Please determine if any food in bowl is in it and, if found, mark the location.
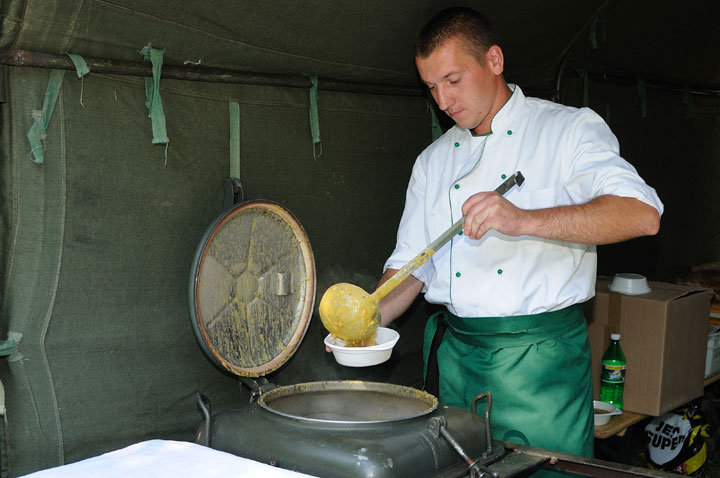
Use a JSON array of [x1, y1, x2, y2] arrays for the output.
[[593, 400, 622, 426]]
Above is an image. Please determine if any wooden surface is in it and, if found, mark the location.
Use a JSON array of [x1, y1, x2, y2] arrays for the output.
[[594, 372, 720, 439], [594, 410, 647, 439], [705, 372, 720, 387]]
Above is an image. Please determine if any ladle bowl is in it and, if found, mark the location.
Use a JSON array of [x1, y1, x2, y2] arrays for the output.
[[319, 283, 380, 343]]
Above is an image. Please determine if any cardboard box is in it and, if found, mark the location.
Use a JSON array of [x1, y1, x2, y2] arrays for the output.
[[584, 278, 712, 416]]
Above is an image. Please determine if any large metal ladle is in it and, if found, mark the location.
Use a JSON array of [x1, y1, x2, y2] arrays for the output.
[[319, 171, 525, 343]]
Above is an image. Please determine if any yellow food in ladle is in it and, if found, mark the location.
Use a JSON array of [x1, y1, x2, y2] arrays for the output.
[[319, 283, 380, 344]]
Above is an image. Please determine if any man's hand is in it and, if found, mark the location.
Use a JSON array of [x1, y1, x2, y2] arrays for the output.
[[460, 193, 660, 245], [461, 191, 526, 240]]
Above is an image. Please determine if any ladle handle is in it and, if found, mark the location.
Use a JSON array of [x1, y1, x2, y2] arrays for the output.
[[371, 171, 525, 303], [426, 171, 525, 252]]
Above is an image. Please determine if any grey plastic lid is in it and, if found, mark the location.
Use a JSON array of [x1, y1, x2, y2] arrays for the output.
[[189, 201, 316, 377], [610, 333, 621, 340]]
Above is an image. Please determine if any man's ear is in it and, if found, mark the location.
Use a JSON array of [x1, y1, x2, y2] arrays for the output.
[[485, 45, 504, 75]]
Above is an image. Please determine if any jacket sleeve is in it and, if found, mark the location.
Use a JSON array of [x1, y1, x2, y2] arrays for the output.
[[562, 108, 664, 215], [384, 153, 435, 288]]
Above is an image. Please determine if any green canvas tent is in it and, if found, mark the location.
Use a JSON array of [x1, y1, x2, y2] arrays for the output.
[[0, 0, 718, 476]]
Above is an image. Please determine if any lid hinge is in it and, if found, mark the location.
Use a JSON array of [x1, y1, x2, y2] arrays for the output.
[[238, 376, 277, 402]]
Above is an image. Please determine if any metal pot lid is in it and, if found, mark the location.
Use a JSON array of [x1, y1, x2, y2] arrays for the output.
[[189, 200, 316, 377]]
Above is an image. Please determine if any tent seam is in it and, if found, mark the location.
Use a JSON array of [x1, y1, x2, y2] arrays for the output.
[[60, 0, 86, 54], [92, 0, 411, 78], [2, 70, 20, 331], [37, 89, 66, 464], [90, 73, 428, 117], [10, 0, 33, 47], [0, 0, 29, 49]]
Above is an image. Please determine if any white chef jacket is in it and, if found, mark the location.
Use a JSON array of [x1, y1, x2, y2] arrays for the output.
[[384, 85, 663, 317]]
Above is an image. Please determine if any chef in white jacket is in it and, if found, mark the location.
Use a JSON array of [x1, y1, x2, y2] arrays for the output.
[[378, 7, 662, 460]]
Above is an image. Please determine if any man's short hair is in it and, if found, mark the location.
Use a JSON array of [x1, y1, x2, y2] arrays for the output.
[[415, 7, 498, 63]]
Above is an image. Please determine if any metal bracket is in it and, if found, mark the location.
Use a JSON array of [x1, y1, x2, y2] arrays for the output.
[[195, 392, 211, 447], [223, 177, 245, 209], [471, 391, 494, 458], [496, 440, 682, 477], [426, 416, 445, 438], [238, 376, 277, 402], [230, 177, 244, 203], [429, 416, 499, 478]]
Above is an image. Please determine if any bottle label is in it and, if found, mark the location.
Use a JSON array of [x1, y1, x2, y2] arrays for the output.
[[601, 364, 625, 383]]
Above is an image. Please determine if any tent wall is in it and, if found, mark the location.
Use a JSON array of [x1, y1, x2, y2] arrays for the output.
[[0, 66, 432, 476], [561, 77, 720, 276]]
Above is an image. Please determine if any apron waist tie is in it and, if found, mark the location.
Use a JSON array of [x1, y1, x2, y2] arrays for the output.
[[422, 304, 584, 389]]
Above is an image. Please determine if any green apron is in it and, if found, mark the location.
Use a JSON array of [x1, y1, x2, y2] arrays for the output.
[[423, 304, 594, 460]]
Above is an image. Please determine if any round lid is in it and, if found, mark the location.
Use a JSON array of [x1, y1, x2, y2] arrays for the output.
[[189, 201, 316, 377], [610, 333, 621, 340]]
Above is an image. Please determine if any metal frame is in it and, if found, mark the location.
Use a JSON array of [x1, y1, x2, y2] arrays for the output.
[[492, 441, 681, 478], [0, 48, 423, 97]]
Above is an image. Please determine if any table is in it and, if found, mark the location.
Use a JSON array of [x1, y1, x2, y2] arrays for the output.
[[20, 440, 316, 478]]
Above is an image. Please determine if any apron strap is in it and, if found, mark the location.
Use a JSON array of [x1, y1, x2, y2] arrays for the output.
[[422, 310, 446, 389]]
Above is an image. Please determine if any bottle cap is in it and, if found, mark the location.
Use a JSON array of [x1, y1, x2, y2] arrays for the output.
[[610, 333, 621, 340]]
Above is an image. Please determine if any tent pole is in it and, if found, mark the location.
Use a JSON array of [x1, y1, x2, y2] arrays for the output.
[[552, 0, 618, 103], [0, 48, 423, 98]]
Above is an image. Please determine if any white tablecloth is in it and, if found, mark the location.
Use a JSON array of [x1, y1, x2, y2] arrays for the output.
[[21, 439, 317, 478]]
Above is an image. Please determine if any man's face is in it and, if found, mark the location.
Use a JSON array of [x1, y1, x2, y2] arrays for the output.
[[416, 37, 504, 135]]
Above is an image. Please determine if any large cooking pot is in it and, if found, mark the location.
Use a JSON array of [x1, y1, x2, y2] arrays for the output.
[[189, 201, 502, 477], [198, 380, 500, 477]]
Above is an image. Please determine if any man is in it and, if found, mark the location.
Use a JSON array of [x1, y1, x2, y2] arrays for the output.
[[378, 8, 663, 458]]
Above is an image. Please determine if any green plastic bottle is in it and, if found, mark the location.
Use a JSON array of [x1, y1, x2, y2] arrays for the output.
[[599, 333, 626, 409]]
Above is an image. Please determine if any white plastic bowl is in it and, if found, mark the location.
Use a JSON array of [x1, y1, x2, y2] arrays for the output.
[[593, 400, 622, 426], [608, 273, 651, 295], [325, 327, 400, 367]]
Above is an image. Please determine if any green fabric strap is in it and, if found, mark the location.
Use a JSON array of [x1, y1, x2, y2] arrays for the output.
[[229, 101, 241, 178], [26, 69, 66, 164], [66, 53, 90, 107], [65, 53, 90, 78], [422, 310, 444, 388], [576, 69, 589, 107], [140, 45, 170, 158], [423, 304, 594, 461], [0, 332, 22, 360], [589, 18, 598, 50], [683, 85, 694, 119], [306, 74, 322, 159], [588, 17, 606, 51], [427, 100, 442, 141], [636, 78, 647, 118]]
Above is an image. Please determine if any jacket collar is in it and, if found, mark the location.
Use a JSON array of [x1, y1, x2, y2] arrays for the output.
[[453, 84, 523, 140]]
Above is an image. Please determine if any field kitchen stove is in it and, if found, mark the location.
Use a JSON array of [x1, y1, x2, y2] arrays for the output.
[[189, 201, 679, 478]]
